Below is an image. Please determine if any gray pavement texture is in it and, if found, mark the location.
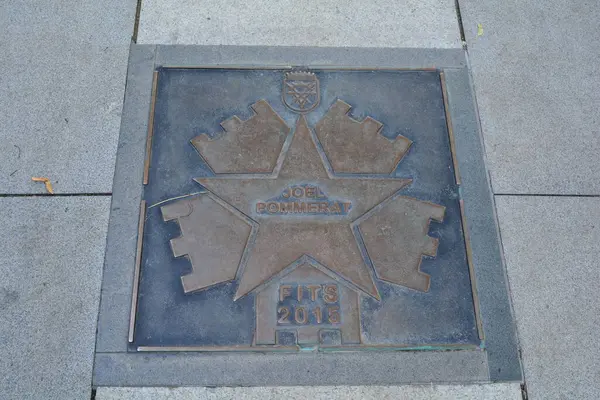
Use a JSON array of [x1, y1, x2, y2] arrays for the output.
[[97, 383, 522, 400], [459, 0, 600, 195], [93, 350, 489, 387], [496, 196, 600, 400], [0, 0, 136, 194], [137, 0, 462, 48], [0, 196, 111, 400]]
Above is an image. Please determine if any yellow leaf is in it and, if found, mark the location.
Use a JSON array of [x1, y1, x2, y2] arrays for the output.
[[477, 23, 484, 37], [31, 177, 54, 194]]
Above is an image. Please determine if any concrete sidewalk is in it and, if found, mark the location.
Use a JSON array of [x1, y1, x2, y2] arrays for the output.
[[459, 0, 600, 396], [97, 384, 522, 399], [1, 0, 599, 399]]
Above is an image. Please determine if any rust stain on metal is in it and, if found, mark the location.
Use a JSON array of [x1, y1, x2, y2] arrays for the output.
[[460, 199, 484, 340], [143, 71, 159, 185], [440, 71, 461, 185], [128, 200, 147, 343]]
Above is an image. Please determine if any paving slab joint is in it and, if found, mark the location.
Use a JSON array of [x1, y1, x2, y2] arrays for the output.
[[516, 348, 528, 400], [520, 382, 528, 400], [132, 0, 143, 43], [454, 0, 467, 43]]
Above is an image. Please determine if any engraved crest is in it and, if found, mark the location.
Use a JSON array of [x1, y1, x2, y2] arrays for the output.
[[282, 71, 320, 113]]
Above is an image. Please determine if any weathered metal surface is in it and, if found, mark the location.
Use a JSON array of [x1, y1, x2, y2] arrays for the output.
[[143, 71, 158, 185], [191, 100, 290, 174], [128, 200, 146, 343], [134, 68, 479, 350], [358, 196, 446, 292], [315, 100, 412, 174], [195, 116, 413, 300], [255, 263, 361, 346], [161, 195, 252, 293]]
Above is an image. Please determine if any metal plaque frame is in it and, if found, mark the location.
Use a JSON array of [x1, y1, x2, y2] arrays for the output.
[[93, 45, 521, 386]]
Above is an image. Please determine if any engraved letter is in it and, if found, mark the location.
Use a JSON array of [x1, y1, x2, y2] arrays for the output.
[[293, 201, 308, 213], [327, 306, 340, 324], [330, 202, 341, 213], [293, 187, 304, 198], [295, 307, 308, 324], [323, 284, 339, 303], [280, 202, 293, 213], [305, 186, 316, 198], [342, 202, 351, 213], [256, 202, 266, 213], [277, 306, 291, 324], [313, 307, 322, 324], [282, 188, 291, 198], [297, 285, 304, 301], [279, 285, 292, 301], [307, 285, 321, 301], [319, 202, 329, 213]]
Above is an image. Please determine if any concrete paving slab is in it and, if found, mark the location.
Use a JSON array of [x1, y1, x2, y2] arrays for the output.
[[94, 350, 489, 386], [0, 196, 110, 400], [137, 0, 462, 48], [458, 0, 600, 195], [0, 0, 136, 194], [97, 383, 522, 399], [496, 196, 600, 399]]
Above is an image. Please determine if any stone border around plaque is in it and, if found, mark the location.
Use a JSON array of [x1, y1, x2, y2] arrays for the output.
[[94, 45, 521, 386]]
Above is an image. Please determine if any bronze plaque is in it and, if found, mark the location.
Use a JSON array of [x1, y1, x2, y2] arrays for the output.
[[132, 68, 480, 351]]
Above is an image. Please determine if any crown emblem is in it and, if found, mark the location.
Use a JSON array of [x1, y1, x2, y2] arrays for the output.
[[283, 71, 320, 113]]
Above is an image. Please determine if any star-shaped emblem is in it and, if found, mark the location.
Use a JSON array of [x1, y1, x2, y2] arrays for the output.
[[196, 116, 412, 301]]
